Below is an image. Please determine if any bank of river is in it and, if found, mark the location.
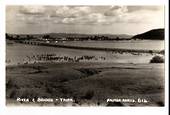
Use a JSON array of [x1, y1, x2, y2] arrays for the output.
[[6, 40, 164, 65]]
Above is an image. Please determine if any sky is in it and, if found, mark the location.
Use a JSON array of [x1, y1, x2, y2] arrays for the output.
[[6, 5, 164, 35]]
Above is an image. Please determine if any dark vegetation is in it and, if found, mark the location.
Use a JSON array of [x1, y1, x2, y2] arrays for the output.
[[132, 28, 164, 40], [150, 55, 164, 63], [6, 33, 132, 42], [25, 54, 104, 63], [159, 50, 165, 55], [6, 28, 164, 42]]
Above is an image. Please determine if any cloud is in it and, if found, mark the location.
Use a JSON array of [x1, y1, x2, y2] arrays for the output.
[[104, 6, 128, 16], [59, 13, 108, 25], [6, 6, 164, 34], [103, 6, 163, 24], [127, 6, 162, 12], [62, 18, 75, 24], [19, 6, 46, 15], [49, 6, 91, 18], [7, 5, 164, 26]]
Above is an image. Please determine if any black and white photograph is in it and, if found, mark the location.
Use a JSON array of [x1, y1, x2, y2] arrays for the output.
[[6, 5, 165, 106]]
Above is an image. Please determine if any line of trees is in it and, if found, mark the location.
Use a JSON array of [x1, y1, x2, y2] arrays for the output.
[[6, 33, 131, 41]]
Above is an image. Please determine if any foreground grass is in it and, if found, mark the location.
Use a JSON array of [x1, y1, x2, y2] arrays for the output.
[[6, 62, 164, 106]]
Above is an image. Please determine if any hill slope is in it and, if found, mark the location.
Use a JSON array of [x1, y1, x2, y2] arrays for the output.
[[132, 29, 164, 40]]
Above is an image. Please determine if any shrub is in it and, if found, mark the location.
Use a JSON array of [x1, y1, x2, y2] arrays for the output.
[[150, 55, 164, 63], [159, 50, 165, 55], [156, 101, 164, 106]]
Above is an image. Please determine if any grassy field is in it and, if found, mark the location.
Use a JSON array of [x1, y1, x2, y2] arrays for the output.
[[6, 62, 164, 106]]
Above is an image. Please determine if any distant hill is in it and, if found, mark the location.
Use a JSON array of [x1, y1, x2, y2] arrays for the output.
[[132, 29, 164, 40], [6, 33, 132, 40], [42, 33, 132, 39]]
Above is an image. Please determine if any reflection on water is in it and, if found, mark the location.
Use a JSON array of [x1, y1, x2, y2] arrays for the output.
[[6, 40, 164, 65]]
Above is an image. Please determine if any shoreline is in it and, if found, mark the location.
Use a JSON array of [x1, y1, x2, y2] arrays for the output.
[[17, 40, 163, 54], [6, 61, 164, 68], [6, 42, 164, 66]]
